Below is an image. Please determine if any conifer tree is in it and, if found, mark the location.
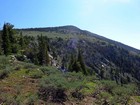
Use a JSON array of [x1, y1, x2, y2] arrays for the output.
[[68, 54, 76, 72], [28, 40, 39, 65], [77, 48, 87, 75], [1, 23, 17, 55], [38, 35, 50, 66], [7, 23, 15, 43], [19, 32, 26, 50], [34, 55, 39, 65], [0, 31, 2, 54], [68, 51, 87, 75], [72, 60, 82, 72], [42, 40, 50, 66], [100, 69, 105, 79], [38, 35, 43, 65], [2, 23, 11, 55]]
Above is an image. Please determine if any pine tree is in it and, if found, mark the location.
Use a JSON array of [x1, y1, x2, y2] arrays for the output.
[[68, 49, 88, 75], [2, 23, 11, 55], [1, 23, 17, 55], [100, 69, 105, 79], [77, 48, 88, 75], [68, 54, 75, 72], [28, 41, 39, 65], [9, 24, 18, 53], [72, 60, 82, 72], [34, 55, 39, 65], [0, 31, 3, 54], [43, 40, 50, 66], [7, 23, 15, 44], [38, 35, 50, 66], [38, 35, 43, 65], [68, 54, 82, 73], [19, 32, 25, 48]]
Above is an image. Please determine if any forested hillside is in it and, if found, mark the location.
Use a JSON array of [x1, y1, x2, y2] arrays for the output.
[[19, 25, 140, 84], [0, 23, 140, 104]]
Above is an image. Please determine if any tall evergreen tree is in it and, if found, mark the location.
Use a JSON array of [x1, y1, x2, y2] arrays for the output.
[[2, 23, 11, 55], [68, 50, 87, 75], [72, 60, 82, 73], [38, 35, 50, 66], [0, 31, 2, 54], [68, 54, 76, 72], [38, 35, 43, 65], [77, 48, 87, 75], [41, 38, 50, 66], [25, 38, 39, 64], [1, 23, 17, 55], [19, 32, 25, 49], [7, 23, 15, 43]]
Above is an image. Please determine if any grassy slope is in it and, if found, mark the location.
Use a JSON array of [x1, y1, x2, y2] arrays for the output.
[[19, 25, 140, 53], [21, 30, 103, 43], [0, 69, 38, 103], [0, 28, 140, 104], [0, 56, 96, 104], [0, 56, 140, 105], [21, 30, 140, 82]]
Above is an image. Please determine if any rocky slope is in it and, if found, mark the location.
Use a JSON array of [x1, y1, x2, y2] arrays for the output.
[[20, 25, 140, 83]]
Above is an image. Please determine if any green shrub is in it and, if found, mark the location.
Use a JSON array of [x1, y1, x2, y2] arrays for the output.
[[95, 92, 112, 105], [64, 72, 85, 90], [64, 72, 84, 81], [0, 56, 10, 69], [15, 54, 27, 61], [81, 82, 96, 95], [22, 62, 37, 69], [101, 80, 117, 93], [38, 71, 88, 102], [0, 65, 13, 79], [95, 80, 137, 104], [0, 69, 8, 79], [28, 69, 44, 79], [40, 66, 60, 75], [38, 71, 87, 102], [0, 93, 18, 105], [38, 86, 67, 102], [112, 84, 137, 96], [40, 73, 68, 89], [71, 91, 84, 100], [16, 93, 38, 105], [38, 74, 68, 102], [134, 96, 140, 103]]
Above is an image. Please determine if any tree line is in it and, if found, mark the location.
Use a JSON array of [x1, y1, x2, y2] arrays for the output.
[[0, 23, 88, 75], [0, 23, 50, 66]]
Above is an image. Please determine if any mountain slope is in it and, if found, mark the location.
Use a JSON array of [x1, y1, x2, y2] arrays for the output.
[[20, 25, 140, 53], [0, 56, 139, 104], [1, 24, 140, 104], [19, 25, 140, 83]]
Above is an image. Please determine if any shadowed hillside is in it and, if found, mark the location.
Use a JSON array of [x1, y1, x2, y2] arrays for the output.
[[18, 25, 140, 83]]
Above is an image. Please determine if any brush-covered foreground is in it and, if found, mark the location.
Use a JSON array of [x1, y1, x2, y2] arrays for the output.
[[0, 56, 140, 105]]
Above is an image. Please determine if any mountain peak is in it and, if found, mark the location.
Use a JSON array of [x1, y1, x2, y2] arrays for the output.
[[58, 25, 80, 30], [20, 25, 82, 34], [19, 25, 140, 53], [53, 25, 81, 34]]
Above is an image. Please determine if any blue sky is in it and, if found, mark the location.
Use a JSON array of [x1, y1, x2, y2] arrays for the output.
[[0, 0, 140, 49]]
